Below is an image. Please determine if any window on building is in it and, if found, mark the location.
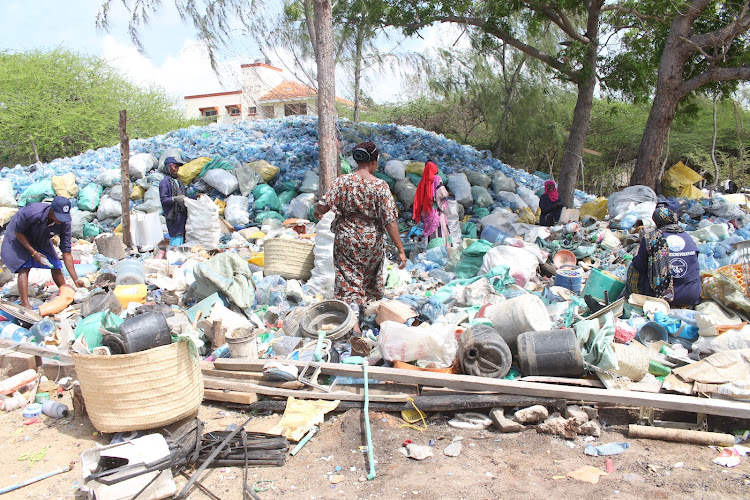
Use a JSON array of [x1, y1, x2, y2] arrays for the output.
[[247, 106, 257, 116], [200, 108, 218, 117], [226, 105, 241, 116], [284, 103, 307, 116], [262, 106, 275, 118]]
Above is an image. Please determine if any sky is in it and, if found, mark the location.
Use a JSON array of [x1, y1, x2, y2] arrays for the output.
[[1, 0, 468, 109]]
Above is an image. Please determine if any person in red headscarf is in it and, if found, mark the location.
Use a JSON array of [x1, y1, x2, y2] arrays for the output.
[[412, 160, 450, 245], [539, 180, 564, 226]]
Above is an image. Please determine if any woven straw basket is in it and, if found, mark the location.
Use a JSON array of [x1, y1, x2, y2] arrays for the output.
[[72, 342, 203, 433], [263, 238, 316, 280]]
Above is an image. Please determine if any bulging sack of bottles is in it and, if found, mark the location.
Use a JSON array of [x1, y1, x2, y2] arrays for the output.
[[0, 180, 17, 208], [249, 160, 280, 183], [135, 186, 162, 213], [492, 171, 516, 193], [378, 321, 457, 369], [465, 170, 491, 188], [288, 193, 316, 220], [78, 183, 103, 212], [96, 169, 121, 188], [185, 195, 221, 249], [253, 184, 282, 211], [129, 153, 158, 180], [204, 169, 239, 196], [393, 178, 417, 208], [224, 195, 250, 227], [51, 173, 79, 199], [300, 170, 319, 193], [447, 173, 472, 207], [178, 157, 212, 185], [18, 179, 55, 207], [97, 196, 122, 220], [472, 186, 493, 208], [385, 160, 406, 180]]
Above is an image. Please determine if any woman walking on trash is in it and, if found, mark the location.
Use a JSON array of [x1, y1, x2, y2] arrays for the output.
[[539, 180, 564, 226], [626, 199, 700, 306], [0, 196, 84, 310], [159, 157, 188, 246], [314, 142, 407, 311]]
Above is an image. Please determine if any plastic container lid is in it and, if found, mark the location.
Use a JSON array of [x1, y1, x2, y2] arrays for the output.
[[22, 403, 43, 418], [35, 392, 50, 404]]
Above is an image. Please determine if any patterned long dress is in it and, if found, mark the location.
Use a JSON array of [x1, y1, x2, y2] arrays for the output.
[[322, 174, 399, 304]]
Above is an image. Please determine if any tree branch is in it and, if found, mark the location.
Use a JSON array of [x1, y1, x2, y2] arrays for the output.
[[601, 4, 669, 23], [405, 16, 578, 80], [682, 65, 750, 95], [525, 1, 589, 43], [690, 2, 750, 49]]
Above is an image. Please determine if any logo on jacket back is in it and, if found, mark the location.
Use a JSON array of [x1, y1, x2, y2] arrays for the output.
[[666, 235, 685, 252], [671, 258, 688, 278]]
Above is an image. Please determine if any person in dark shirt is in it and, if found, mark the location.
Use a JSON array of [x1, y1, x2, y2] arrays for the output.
[[626, 200, 700, 306], [539, 180, 564, 226], [0, 197, 84, 309], [159, 157, 188, 245]]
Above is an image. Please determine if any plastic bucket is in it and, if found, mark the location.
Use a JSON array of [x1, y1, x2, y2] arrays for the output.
[[106, 312, 171, 354], [516, 328, 584, 377], [554, 268, 582, 293], [636, 322, 669, 345], [482, 295, 552, 353], [226, 328, 258, 359], [116, 259, 145, 286], [582, 267, 625, 302]]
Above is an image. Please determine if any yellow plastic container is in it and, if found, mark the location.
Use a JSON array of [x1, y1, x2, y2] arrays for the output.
[[114, 284, 148, 308], [249, 252, 265, 267]]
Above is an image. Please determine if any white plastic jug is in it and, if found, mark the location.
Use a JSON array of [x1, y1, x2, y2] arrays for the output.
[[131, 211, 163, 250]]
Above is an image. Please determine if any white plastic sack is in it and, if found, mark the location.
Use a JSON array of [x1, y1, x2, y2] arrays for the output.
[[71, 208, 95, 239], [96, 195, 122, 220], [447, 173, 472, 207], [445, 200, 462, 247], [109, 184, 123, 201], [288, 193, 316, 220], [135, 186, 162, 213], [0, 207, 18, 227], [693, 325, 750, 354], [299, 170, 319, 193], [306, 211, 336, 298], [480, 243, 542, 287], [481, 209, 519, 234], [96, 169, 121, 188], [516, 186, 540, 213], [224, 195, 250, 227], [185, 195, 221, 249], [608, 185, 657, 218], [385, 160, 406, 180], [130, 211, 163, 250], [0, 180, 17, 208], [204, 169, 239, 196], [393, 178, 417, 207], [129, 153, 158, 180], [496, 191, 528, 211], [492, 171, 516, 193], [378, 321, 458, 369]]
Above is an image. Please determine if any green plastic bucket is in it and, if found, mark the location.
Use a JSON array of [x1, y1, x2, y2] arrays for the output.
[[583, 267, 625, 302]]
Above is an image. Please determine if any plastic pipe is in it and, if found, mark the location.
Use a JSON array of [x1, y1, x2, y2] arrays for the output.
[[290, 426, 319, 456], [0, 369, 37, 396], [343, 356, 376, 480], [38, 285, 75, 317], [313, 331, 325, 362], [628, 424, 735, 447], [0, 465, 70, 494]]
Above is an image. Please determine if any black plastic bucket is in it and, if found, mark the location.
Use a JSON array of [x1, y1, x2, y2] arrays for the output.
[[108, 312, 171, 354], [457, 324, 512, 378], [517, 328, 584, 377]]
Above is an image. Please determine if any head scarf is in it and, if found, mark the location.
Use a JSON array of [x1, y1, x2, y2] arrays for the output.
[[545, 180, 559, 202], [646, 203, 684, 301], [352, 142, 379, 166], [413, 160, 438, 222]]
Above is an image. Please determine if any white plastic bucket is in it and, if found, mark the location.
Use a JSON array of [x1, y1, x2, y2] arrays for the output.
[[483, 294, 551, 352], [226, 328, 258, 359], [131, 211, 163, 250]]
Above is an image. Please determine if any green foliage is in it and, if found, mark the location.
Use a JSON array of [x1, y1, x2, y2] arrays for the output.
[[0, 48, 191, 167]]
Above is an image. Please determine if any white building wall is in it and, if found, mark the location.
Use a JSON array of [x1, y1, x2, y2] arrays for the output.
[[184, 93, 243, 123], [241, 63, 285, 112]]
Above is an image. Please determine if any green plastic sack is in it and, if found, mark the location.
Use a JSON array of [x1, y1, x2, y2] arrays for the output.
[[340, 155, 352, 174], [281, 180, 299, 192], [74, 310, 123, 350], [427, 237, 445, 249], [462, 222, 478, 239], [374, 172, 395, 190], [82, 222, 101, 238], [437, 169, 447, 185], [255, 210, 285, 223], [17, 179, 55, 207], [78, 183, 104, 212], [252, 184, 282, 211], [277, 189, 297, 206], [473, 207, 490, 218], [455, 239, 494, 279], [406, 173, 423, 186]]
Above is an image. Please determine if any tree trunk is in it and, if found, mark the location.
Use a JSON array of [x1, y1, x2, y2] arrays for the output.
[[353, 24, 364, 123], [119, 110, 132, 249], [710, 96, 719, 190], [556, 1, 602, 208], [313, 0, 338, 194]]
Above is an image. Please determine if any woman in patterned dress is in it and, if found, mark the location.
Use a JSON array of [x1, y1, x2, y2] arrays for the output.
[[314, 142, 407, 306]]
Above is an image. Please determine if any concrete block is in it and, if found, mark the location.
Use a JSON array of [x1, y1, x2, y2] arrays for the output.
[[513, 404, 549, 424], [490, 407, 526, 433], [0, 352, 36, 377]]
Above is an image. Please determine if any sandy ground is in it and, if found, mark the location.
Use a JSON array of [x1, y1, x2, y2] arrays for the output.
[[1, 393, 749, 500]]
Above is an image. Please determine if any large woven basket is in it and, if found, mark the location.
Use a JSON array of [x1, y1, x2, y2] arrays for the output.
[[263, 238, 316, 280], [72, 342, 203, 433]]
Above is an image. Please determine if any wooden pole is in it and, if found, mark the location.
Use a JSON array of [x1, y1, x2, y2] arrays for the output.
[[119, 110, 132, 249], [29, 135, 40, 163]]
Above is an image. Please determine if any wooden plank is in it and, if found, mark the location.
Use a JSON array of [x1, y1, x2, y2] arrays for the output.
[[411, 394, 566, 412], [213, 359, 750, 418], [202, 369, 304, 389], [520, 376, 605, 388], [203, 376, 411, 403], [0, 339, 73, 364], [245, 400, 412, 412], [204, 389, 258, 405]]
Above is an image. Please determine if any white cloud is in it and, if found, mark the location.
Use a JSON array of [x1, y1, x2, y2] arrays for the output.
[[99, 35, 242, 104]]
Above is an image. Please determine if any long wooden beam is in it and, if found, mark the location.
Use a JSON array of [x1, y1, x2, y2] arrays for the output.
[[213, 359, 750, 419], [0, 339, 73, 364]]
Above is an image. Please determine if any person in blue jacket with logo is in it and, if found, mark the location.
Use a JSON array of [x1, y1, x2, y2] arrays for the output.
[[626, 199, 700, 306], [0, 196, 84, 309]]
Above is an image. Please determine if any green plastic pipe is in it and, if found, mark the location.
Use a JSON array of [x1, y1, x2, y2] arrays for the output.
[[314, 331, 325, 362], [342, 356, 376, 480], [290, 425, 318, 456]]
